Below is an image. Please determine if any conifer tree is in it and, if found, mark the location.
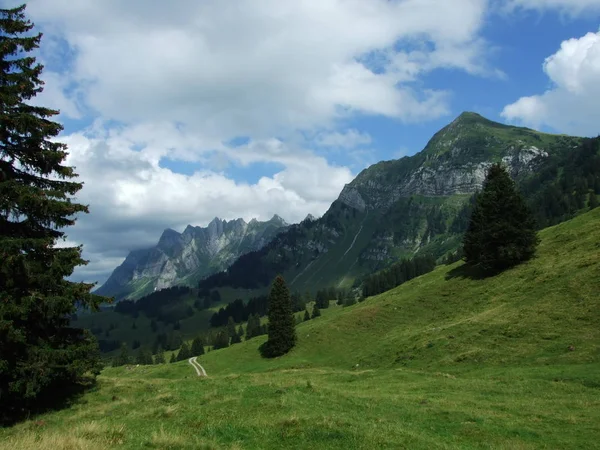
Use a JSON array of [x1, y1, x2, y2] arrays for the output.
[[213, 331, 230, 349], [261, 276, 296, 358], [227, 316, 237, 339], [0, 5, 107, 415], [191, 336, 205, 356], [169, 353, 176, 363], [246, 314, 262, 340], [114, 343, 131, 367], [154, 346, 166, 364], [463, 163, 539, 274], [245, 314, 256, 339], [176, 342, 191, 361], [303, 309, 311, 321], [237, 325, 245, 340], [312, 303, 321, 319], [589, 193, 599, 210], [230, 332, 242, 344], [136, 347, 153, 365]]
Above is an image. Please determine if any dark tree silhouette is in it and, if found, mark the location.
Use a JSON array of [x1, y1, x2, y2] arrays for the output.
[[0, 5, 108, 418], [311, 303, 321, 319], [260, 276, 296, 358], [464, 163, 539, 274], [191, 336, 205, 356], [303, 309, 311, 321]]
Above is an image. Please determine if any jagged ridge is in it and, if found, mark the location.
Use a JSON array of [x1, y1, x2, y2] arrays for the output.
[[95, 215, 289, 300], [198, 112, 594, 293]]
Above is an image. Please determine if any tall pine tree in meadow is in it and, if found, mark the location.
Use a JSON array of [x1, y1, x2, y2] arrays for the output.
[[0, 7, 109, 418], [463, 163, 539, 275], [260, 276, 296, 358]]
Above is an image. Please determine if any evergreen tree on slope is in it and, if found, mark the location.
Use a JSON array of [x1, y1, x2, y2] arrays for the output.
[[0, 5, 107, 417], [463, 163, 539, 274], [260, 276, 296, 358], [191, 336, 205, 356]]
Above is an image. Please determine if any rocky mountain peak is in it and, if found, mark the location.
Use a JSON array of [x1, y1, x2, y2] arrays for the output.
[[157, 228, 181, 250], [96, 215, 289, 300], [269, 214, 288, 226], [337, 112, 568, 212]]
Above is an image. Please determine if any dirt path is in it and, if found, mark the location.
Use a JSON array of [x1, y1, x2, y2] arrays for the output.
[[188, 356, 207, 377]]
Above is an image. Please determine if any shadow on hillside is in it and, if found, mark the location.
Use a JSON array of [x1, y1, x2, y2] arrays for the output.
[[0, 376, 97, 427], [445, 264, 489, 281]]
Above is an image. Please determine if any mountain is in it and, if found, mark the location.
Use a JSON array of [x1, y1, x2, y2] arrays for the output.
[[199, 112, 598, 293], [17, 209, 600, 449], [95, 215, 289, 300]]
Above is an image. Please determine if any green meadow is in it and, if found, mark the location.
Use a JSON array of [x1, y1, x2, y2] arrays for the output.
[[1, 208, 599, 449]]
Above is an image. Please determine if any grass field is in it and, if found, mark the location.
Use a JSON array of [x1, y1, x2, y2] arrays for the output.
[[1, 208, 599, 449]]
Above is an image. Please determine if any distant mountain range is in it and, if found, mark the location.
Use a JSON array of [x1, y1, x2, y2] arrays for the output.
[[98, 111, 600, 301], [95, 215, 289, 300], [196, 112, 597, 293]]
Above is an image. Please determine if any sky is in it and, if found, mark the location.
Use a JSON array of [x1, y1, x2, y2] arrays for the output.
[[9, 0, 600, 286]]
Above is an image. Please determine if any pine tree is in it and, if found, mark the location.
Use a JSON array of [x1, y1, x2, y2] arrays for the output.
[[237, 325, 245, 340], [169, 353, 177, 363], [0, 5, 107, 416], [589, 193, 599, 210], [463, 163, 540, 274], [168, 332, 183, 351], [227, 316, 237, 340], [246, 313, 262, 340], [213, 331, 230, 349], [114, 343, 131, 367], [136, 347, 153, 365], [245, 314, 256, 339], [154, 346, 166, 364], [303, 309, 311, 321], [261, 276, 296, 358], [191, 336, 205, 356], [177, 342, 191, 361], [311, 303, 321, 319]]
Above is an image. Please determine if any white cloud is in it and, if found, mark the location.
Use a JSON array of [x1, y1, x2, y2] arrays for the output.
[[315, 129, 372, 149], [4, 0, 499, 284], [502, 31, 600, 135], [60, 126, 353, 284], [505, 0, 600, 15], [23, 0, 490, 137]]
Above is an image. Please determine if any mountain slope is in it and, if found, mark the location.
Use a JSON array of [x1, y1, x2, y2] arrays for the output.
[[199, 206, 600, 373], [96, 215, 288, 300], [4, 209, 598, 450], [200, 112, 597, 293]]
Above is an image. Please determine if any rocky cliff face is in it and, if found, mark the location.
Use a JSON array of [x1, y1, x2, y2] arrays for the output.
[[338, 113, 555, 211], [95, 215, 288, 300], [198, 112, 584, 293]]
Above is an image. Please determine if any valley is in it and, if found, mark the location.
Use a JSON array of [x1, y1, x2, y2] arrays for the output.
[[79, 114, 600, 356], [2, 208, 599, 449]]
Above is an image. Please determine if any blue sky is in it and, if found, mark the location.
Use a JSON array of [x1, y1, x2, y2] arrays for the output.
[[13, 0, 600, 284]]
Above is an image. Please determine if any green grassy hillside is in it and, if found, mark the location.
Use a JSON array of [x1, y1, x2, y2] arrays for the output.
[[194, 207, 600, 375], [1, 209, 599, 449]]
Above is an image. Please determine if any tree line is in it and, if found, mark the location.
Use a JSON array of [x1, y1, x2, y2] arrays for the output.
[[361, 254, 437, 297]]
